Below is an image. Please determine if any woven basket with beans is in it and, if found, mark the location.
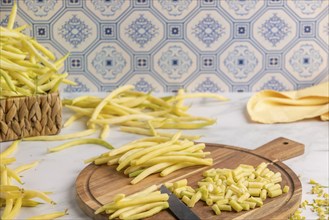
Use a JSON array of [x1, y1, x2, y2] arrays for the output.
[[0, 4, 74, 142]]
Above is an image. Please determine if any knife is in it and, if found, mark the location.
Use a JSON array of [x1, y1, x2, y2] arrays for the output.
[[160, 185, 201, 220]]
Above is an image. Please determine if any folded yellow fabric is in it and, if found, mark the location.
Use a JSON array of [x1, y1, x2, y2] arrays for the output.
[[247, 82, 329, 123]]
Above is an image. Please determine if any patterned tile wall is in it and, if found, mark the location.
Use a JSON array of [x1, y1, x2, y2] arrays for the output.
[[0, 0, 328, 92]]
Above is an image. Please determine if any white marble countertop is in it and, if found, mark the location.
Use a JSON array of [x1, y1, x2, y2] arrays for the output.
[[1, 93, 328, 220]]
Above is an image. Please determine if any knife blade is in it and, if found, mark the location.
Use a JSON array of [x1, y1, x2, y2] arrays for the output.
[[160, 185, 200, 220]]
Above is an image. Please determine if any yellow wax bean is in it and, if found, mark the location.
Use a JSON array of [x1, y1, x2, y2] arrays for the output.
[[238, 182, 248, 193], [0, 140, 20, 158], [3, 197, 22, 220], [1, 49, 26, 60], [119, 202, 168, 219], [109, 206, 137, 219], [240, 203, 250, 211], [260, 168, 270, 176], [14, 161, 39, 174], [1, 198, 13, 218], [63, 114, 84, 127], [21, 199, 42, 207], [30, 39, 56, 61], [160, 163, 194, 176], [283, 185, 290, 193], [14, 24, 30, 32], [233, 166, 244, 176], [27, 209, 69, 220], [95, 194, 168, 213], [217, 204, 232, 211], [243, 201, 257, 209], [125, 185, 158, 199], [23, 190, 55, 204], [110, 142, 155, 157], [0, 176, 9, 191], [0, 157, 16, 165], [229, 185, 243, 196], [89, 85, 134, 128], [181, 191, 194, 198], [173, 179, 188, 189], [248, 188, 261, 197], [189, 191, 202, 207], [131, 163, 172, 184], [24, 129, 96, 141], [268, 189, 283, 198], [94, 156, 112, 165], [271, 172, 281, 179], [238, 192, 250, 203], [100, 124, 110, 140], [247, 197, 263, 207], [271, 176, 282, 183], [141, 156, 213, 166], [55, 53, 70, 69], [264, 171, 275, 179], [22, 39, 57, 71], [268, 184, 281, 191], [231, 195, 238, 201], [134, 142, 193, 166], [212, 204, 221, 215], [122, 204, 168, 220], [260, 189, 267, 201], [48, 138, 113, 153], [215, 198, 229, 205], [182, 195, 191, 206], [91, 114, 154, 125], [0, 165, 23, 184], [0, 69, 16, 92], [255, 162, 268, 176], [264, 182, 275, 190], [129, 169, 145, 178], [123, 165, 144, 175], [7, 2, 17, 29], [248, 181, 264, 188], [116, 136, 178, 171], [120, 126, 201, 140], [206, 198, 213, 206], [225, 189, 233, 199]]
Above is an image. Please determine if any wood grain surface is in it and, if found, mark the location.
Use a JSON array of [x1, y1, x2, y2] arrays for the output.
[[75, 137, 304, 220]]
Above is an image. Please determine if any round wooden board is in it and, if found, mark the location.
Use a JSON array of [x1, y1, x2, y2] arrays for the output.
[[76, 137, 304, 220]]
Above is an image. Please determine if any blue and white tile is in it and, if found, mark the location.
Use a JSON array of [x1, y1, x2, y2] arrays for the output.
[[86, 42, 131, 84], [286, 0, 328, 19], [220, 0, 265, 19], [152, 0, 198, 20], [119, 10, 165, 52], [318, 13, 329, 45], [186, 9, 231, 52], [122, 74, 163, 93], [85, 0, 130, 20], [52, 10, 97, 52], [251, 73, 295, 91], [253, 9, 297, 51], [186, 73, 230, 93], [1, 0, 328, 93], [18, 0, 64, 21], [61, 74, 98, 93], [219, 42, 263, 83], [284, 41, 328, 81], [153, 42, 197, 83]]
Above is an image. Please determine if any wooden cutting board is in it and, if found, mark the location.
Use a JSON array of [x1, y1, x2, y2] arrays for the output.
[[76, 137, 304, 220]]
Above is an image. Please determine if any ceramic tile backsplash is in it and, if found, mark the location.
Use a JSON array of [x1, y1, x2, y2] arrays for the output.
[[0, 0, 328, 92]]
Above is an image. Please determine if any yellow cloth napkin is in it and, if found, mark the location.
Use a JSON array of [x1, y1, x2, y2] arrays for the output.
[[247, 82, 329, 123]]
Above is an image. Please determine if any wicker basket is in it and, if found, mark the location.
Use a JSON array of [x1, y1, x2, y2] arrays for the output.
[[0, 92, 62, 142]]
